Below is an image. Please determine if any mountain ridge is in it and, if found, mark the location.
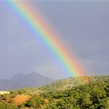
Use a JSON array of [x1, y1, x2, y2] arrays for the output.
[[0, 72, 53, 90]]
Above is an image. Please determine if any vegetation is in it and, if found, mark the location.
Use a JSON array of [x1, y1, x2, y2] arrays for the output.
[[0, 76, 109, 109]]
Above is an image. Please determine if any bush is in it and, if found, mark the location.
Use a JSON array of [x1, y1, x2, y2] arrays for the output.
[[26, 95, 44, 108]]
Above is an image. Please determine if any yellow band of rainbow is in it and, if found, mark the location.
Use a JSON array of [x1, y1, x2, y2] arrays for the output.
[[7, 1, 87, 79]]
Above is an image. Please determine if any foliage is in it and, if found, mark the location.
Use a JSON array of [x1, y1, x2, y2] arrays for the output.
[[0, 76, 109, 109], [13, 94, 31, 106]]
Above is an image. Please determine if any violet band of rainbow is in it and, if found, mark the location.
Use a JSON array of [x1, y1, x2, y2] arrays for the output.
[[7, 1, 86, 79]]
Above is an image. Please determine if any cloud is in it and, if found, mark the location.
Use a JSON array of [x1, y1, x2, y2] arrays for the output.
[[33, 63, 68, 79], [0, 1, 109, 79], [81, 59, 109, 76]]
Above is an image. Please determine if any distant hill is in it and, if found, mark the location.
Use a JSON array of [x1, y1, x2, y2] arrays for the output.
[[0, 79, 16, 91], [0, 72, 53, 90], [10, 72, 54, 89]]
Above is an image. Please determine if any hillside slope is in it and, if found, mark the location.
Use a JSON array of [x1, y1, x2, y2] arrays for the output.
[[0, 79, 16, 91], [0, 76, 109, 109], [12, 76, 109, 94]]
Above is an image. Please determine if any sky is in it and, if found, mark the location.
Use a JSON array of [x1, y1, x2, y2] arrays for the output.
[[0, 1, 109, 79]]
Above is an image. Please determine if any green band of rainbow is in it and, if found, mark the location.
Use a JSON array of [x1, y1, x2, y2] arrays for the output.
[[7, 1, 86, 78]]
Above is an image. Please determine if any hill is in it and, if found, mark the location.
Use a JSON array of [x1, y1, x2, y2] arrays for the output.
[[0, 76, 109, 109], [0, 79, 16, 91], [0, 72, 53, 90], [12, 76, 108, 94], [10, 72, 54, 89]]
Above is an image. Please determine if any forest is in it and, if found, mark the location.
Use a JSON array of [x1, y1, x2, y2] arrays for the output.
[[0, 76, 109, 109]]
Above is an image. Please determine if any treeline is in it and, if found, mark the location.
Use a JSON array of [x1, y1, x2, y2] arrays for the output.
[[0, 76, 109, 109]]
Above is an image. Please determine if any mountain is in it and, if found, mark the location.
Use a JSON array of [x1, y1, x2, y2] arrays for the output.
[[0, 79, 15, 91], [0, 72, 53, 90], [10, 72, 54, 89]]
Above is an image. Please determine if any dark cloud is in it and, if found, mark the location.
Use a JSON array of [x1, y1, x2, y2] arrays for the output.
[[0, 1, 109, 79]]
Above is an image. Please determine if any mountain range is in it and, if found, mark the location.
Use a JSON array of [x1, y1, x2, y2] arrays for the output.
[[0, 72, 53, 91]]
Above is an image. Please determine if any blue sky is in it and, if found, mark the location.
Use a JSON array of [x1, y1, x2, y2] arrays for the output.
[[0, 1, 109, 79]]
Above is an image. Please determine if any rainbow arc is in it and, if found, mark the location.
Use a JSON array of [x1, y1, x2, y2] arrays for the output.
[[7, 1, 87, 81]]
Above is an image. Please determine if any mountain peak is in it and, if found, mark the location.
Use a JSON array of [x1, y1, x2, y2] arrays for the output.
[[10, 72, 53, 89], [0, 72, 54, 90]]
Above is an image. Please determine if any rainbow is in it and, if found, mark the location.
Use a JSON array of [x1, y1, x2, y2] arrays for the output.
[[6, 1, 86, 78]]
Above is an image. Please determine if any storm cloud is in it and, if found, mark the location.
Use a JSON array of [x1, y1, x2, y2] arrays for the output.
[[0, 1, 109, 79]]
